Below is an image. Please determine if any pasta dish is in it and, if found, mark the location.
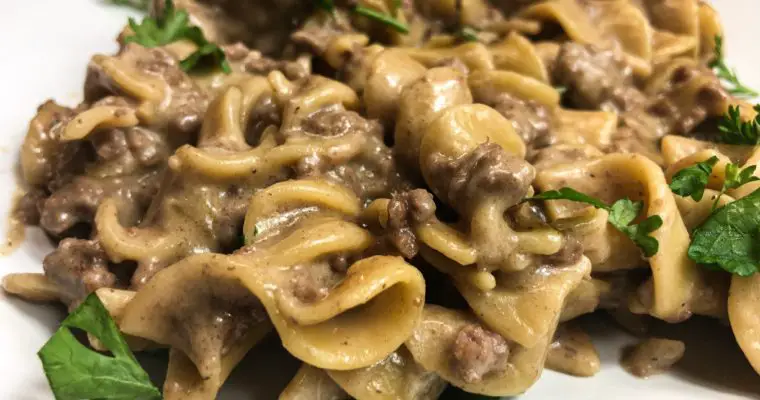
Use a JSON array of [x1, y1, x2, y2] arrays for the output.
[[3, 0, 760, 398]]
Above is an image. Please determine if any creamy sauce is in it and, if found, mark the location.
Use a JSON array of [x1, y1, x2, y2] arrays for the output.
[[1, 189, 27, 256]]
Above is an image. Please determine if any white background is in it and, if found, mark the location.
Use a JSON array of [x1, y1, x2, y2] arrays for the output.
[[0, 1, 758, 399]]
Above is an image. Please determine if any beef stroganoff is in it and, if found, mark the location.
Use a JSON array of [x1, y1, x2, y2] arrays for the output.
[[3, 0, 760, 398]]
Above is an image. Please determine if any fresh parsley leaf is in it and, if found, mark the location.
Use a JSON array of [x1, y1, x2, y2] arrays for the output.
[[689, 188, 760, 276], [124, 0, 230, 74], [530, 187, 609, 210], [124, 0, 188, 47], [710, 35, 758, 98], [459, 26, 479, 42], [609, 200, 663, 258], [708, 162, 760, 210], [718, 104, 760, 145], [38, 293, 161, 400], [669, 156, 719, 201], [607, 198, 641, 228], [179, 30, 232, 73], [725, 163, 760, 190], [354, 5, 409, 33], [529, 188, 662, 257]]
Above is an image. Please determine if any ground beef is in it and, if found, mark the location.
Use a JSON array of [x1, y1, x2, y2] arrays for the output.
[[386, 189, 437, 258], [39, 177, 106, 235], [42, 239, 116, 305], [300, 108, 383, 139], [605, 127, 664, 166], [491, 93, 553, 147], [212, 185, 250, 248], [14, 189, 47, 226], [622, 338, 685, 377], [85, 44, 208, 134], [431, 142, 535, 212], [223, 42, 311, 80], [554, 43, 646, 112], [621, 64, 727, 138], [39, 172, 159, 236], [289, 263, 340, 304], [90, 129, 128, 162], [125, 126, 171, 166], [21, 101, 85, 188], [452, 324, 510, 383], [291, 15, 354, 57]]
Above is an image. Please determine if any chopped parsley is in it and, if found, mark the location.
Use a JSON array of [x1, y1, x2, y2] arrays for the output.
[[37, 293, 161, 400], [124, 0, 230, 73], [528, 188, 662, 257], [669, 157, 760, 275], [710, 35, 758, 98]]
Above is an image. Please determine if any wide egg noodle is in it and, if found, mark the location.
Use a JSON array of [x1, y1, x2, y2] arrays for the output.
[[117, 179, 425, 398]]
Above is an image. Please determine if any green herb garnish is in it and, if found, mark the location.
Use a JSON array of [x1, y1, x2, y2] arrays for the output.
[[668, 154, 759, 209], [710, 35, 758, 98], [38, 293, 161, 400], [178, 26, 232, 73], [124, 0, 230, 74], [689, 188, 760, 276], [458, 26, 479, 42], [529, 188, 663, 257], [718, 104, 760, 145], [354, 5, 409, 33], [124, 0, 188, 47], [669, 156, 719, 202], [713, 162, 760, 209]]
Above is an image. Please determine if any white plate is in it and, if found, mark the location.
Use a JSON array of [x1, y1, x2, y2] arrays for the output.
[[0, 1, 758, 399]]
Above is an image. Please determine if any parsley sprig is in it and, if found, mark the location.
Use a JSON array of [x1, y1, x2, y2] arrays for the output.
[[669, 155, 759, 210], [669, 156, 719, 202], [124, 0, 230, 74], [669, 157, 760, 275], [710, 35, 758, 98], [528, 188, 663, 257], [38, 293, 161, 400], [718, 104, 760, 145]]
